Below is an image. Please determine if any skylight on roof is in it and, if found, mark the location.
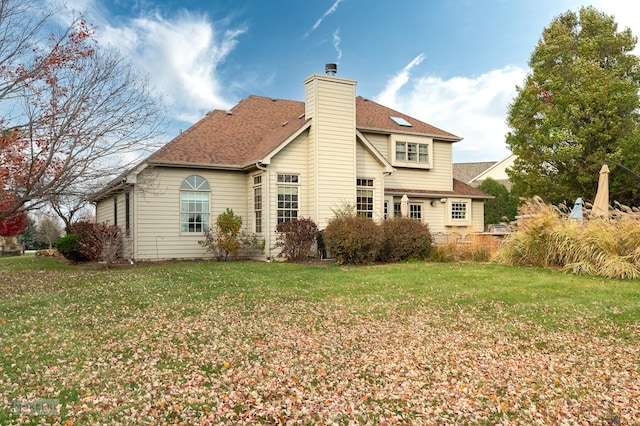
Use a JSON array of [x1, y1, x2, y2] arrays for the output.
[[390, 116, 412, 127]]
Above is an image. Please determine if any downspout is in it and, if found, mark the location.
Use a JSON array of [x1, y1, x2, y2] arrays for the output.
[[255, 162, 270, 260]]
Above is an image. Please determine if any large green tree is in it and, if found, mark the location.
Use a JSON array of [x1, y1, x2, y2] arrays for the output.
[[506, 6, 640, 206]]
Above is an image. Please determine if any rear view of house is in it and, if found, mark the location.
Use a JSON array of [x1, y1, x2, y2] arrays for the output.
[[92, 65, 490, 260]]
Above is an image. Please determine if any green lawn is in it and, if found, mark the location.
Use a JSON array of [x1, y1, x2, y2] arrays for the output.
[[1, 255, 639, 424]]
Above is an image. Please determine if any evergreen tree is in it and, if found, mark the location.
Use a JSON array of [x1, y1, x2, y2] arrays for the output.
[[477, 178, 518, 225], [17, 217, 38, 250]]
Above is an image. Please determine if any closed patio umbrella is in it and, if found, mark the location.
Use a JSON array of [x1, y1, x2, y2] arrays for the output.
[[591, 164, 609, 217]]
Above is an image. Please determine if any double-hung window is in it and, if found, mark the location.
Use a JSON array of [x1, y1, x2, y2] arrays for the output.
[[409, 203, 422, 220], [391, 135, 433, 169], [277, 174, 299, 224], [253, 175, 263, 233], [356, 178, 374, 218], [396, 142, 429, 164], [180, 175, 210, 233]]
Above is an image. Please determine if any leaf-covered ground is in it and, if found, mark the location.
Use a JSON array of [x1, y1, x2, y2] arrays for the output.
[[1, 260, 639, 425]]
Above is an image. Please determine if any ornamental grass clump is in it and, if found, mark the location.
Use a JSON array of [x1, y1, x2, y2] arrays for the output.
[[496, 196, 640, 279]]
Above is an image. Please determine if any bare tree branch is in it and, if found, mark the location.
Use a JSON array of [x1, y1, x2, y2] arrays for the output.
[[0, 0, 165, 222]]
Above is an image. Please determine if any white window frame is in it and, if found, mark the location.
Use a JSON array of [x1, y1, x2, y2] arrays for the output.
[[356, 178, 374, 219], [277, 173, 299, 224], [390, 134, 433, 169], [446, 198, 471, 226], [253, 174, 263, 234], [393, 202, 402, 218], [409, 203, 423, 221], [180, 175, 210, 233]]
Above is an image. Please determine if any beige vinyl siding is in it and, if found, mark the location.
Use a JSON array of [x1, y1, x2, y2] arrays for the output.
[[113, 193, 130, 258], [423, 200, 446, 232], [471, 200, 485, 232], [356, 143, 385, 221], [305, 83, 317, 222], [362, 132, 389, 159], [95, 198, 113, 225], [94, 193, 132, 259], [133, 167, 248, 260], [432, 141, 453, 189], [304, 74, 357, 229], [266, 134, 308, 257]]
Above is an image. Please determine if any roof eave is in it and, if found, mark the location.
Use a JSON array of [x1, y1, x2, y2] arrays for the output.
[[357, 126, 462, 142], [147, 160, 247, 171], [259, 120, 312, 165], [385, 188, 493, 200]]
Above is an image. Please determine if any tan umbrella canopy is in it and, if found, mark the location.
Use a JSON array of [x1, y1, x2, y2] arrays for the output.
[[400, 194, 409, 217], [591, 164, 610, 217]]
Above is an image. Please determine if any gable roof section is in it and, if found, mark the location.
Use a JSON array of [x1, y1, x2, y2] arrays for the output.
[[149, 95, 308, 168]]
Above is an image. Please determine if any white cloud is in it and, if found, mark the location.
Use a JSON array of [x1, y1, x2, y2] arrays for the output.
[[49, 0, 245, 123], [376, 53, 425, 108], [304, 0, 344, 38], [332, 29, 342, 62], [101, 13, 245, 121], [376, 64, 526, 163]]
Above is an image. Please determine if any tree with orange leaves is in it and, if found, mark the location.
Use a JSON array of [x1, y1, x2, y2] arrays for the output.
[[0, 0, 164, 223]]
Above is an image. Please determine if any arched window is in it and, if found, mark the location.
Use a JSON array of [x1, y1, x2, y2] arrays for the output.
[[180, 175, 210, 233]]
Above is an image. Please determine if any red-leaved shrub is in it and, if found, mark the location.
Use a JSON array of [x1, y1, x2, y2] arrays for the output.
[[275, 217, 318, 261]]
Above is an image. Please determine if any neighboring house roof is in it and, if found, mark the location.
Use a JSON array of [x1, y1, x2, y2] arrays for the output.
[[452, 161, 497, 184], [453, 154, 515, 190], [148, 95, 461, 169]]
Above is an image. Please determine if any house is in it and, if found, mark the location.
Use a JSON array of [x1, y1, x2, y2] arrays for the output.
[[92, 65, 490, 261], [453, 154, 515, 190]]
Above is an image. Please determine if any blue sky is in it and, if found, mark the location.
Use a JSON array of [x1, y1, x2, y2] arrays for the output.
[[53, 0, 640, 162]]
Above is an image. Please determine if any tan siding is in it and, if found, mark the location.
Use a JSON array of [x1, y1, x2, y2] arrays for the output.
[[304, 75, 357, 229], [267, 134, 309, 257], [95, 198, 113, 224], [94, 194, 132, 259], [133, 167, 248, 260], [432, 141, 453, 190], [356, 143, 386, 221], [363, 132, 389, 159], [471, 200, 485, 232], [424, 201, 447, 233]]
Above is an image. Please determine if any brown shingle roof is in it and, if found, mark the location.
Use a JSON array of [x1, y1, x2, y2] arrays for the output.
[[148, 95, 461, 168], [355, 97, 460, 140], [386, 179, 492, 199], [150, 95, 307, 167], [452, 161, 498, 183]]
